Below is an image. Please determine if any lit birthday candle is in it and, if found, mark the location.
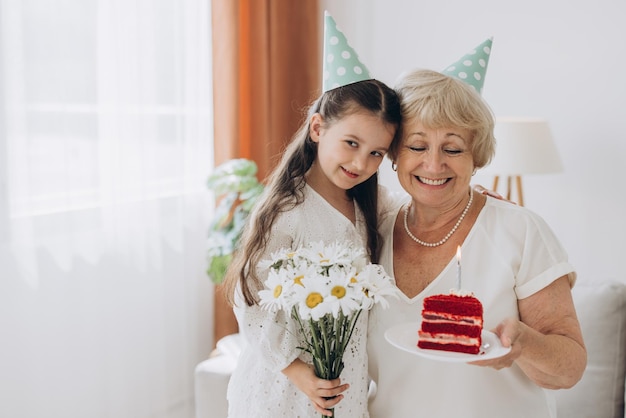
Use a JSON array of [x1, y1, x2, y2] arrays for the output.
[[456, 245, 462, 290]]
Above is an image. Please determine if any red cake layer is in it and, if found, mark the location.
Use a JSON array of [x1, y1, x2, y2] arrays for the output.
[[421, 321, 481, 337], [422, 294, 483, 317], [417, 340, 480, 355], [418, 293, 484, 355]]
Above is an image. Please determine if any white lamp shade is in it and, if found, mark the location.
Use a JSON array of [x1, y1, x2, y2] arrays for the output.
[[484, 117, 563, 176]]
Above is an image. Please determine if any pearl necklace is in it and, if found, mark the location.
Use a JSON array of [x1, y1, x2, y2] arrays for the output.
[[403, 189, 474, 247]]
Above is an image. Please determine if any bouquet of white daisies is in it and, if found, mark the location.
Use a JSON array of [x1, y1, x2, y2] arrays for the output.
[[258, 240, 398, 417]]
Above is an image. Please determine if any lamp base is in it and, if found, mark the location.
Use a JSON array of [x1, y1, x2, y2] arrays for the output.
[[492, 175, 525, 206]]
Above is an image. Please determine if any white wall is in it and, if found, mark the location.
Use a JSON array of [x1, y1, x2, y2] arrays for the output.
[[323, 0, 626, 285]]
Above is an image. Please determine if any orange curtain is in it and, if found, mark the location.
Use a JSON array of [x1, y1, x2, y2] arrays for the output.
[[212, 0, 321, 180], [211, 0, 321, 343]]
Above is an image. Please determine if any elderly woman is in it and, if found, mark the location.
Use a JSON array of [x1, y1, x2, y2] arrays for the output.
[[367, 69, 586, 417]]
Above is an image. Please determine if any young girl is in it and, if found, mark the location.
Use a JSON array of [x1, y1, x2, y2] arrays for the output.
[[222, 78, 401, 417]]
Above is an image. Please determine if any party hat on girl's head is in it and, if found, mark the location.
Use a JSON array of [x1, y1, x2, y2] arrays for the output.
[[442, 37, 493, 94], [323, 11, 372, 92]]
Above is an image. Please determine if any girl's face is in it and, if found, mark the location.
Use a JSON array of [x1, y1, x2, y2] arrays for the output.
[[396, 119, 475, 210], [308, 111, 396, 193]]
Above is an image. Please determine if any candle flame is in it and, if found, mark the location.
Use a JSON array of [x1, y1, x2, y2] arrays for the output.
[[456, 245, 462, 261]]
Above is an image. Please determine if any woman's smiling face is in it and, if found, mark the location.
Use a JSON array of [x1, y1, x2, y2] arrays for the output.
[[396, 119, 475, 209]]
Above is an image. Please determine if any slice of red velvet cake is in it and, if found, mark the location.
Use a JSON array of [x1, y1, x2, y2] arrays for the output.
[[417, 292, 484, 354]]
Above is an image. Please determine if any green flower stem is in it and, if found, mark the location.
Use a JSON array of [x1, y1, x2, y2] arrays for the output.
[[319, 317, 332, 379], [344, 310, 362, 353], [292, 310, 366, 418], [334, 313, 345, 376]]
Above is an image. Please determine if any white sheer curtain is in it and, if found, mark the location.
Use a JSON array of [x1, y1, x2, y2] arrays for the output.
[[0, 1, 214, 417]]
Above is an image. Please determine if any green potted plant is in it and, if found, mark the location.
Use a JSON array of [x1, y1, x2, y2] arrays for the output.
[[207, 158, 264, 284]]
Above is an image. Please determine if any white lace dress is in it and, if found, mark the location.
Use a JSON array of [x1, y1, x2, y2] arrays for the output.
[[227, 185, 371, 418]]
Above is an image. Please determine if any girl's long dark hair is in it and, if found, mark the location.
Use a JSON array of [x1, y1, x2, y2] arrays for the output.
[[223, 79, 401, 306]]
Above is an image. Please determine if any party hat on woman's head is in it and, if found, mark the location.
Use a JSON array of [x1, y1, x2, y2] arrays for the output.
[[442, 37, 493, 94], [323, 11, 372, 92]]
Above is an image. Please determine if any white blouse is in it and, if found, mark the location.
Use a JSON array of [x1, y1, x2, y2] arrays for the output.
[[227, 185, 371, 418], [367, 196, 576, 418]]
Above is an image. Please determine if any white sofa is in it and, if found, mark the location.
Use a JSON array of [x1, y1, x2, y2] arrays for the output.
[[195, 280, 626, 418]]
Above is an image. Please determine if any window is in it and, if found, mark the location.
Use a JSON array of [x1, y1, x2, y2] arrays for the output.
[[0, 2, 214, 416], [2, 0, 213, 217]]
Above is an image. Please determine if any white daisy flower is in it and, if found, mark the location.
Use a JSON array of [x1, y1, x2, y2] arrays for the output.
[[304, 240, 364, 268], [324, 265, 361, 317], [292, 275, 333, 321], [357, 263, 399, 310], [258, 269, 290, 312], [259, 245, 303, 270]]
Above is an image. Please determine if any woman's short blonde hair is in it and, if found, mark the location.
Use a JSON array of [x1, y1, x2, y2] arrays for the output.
[[390, 69, 495, 168]]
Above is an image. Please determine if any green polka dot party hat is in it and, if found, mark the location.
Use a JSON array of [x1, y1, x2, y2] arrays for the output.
[[323, 11, 372, 93], [442, 37, 493, 94]]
